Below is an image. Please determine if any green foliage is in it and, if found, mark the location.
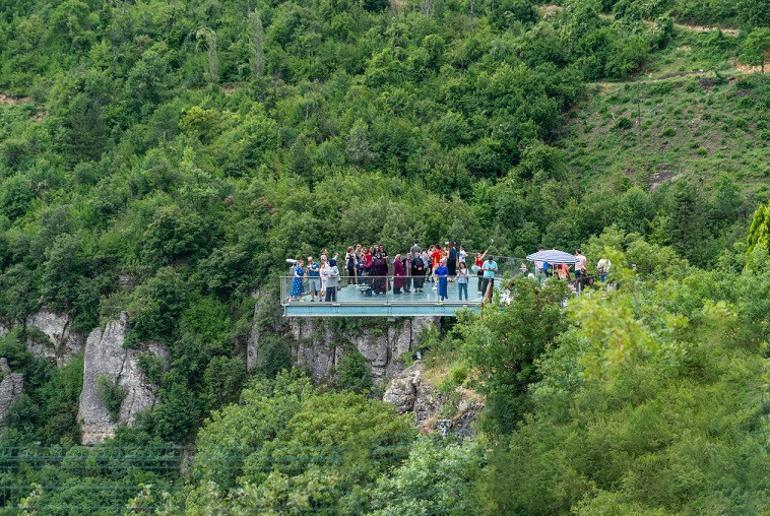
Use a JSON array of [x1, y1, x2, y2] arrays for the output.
[[201, 355, 246, 412], [478, 247, 770, 514], [746, 198, 770, 254], [366, 437, 484, 515], [334, 348, 373, 393], [142, 380, 200, 442], [0, 0, 767, 511], [251, 334, 293, 379], [0, 175, 35, 220], [96, 374, 125, 422], [186, 371, 414, 513], [126, 267, 188, 345], [457, 277, 569, 433], [741, 28, 770, 73]]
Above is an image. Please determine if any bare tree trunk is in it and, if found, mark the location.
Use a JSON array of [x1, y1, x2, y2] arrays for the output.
[[195, 28, 219, 83], [248, 10, 265, 79]]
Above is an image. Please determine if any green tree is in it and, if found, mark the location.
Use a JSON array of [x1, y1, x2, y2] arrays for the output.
[[740, 28, 770, 73], [737, 0, 770, 27], [187, 371, 414, 513], [458, 277, 569, 433]]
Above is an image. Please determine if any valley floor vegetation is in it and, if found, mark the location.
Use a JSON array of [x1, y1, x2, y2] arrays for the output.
[[0, 0, 768, 513]]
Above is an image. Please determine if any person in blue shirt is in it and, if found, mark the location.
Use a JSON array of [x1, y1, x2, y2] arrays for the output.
[[306, 257, 321, 302], [435, 258, 449, 301], [481, 256, 498, 298]]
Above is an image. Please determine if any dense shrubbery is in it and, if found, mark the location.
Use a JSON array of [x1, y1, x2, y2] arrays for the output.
[[436, 230, 770, 513], [0, 0, 768, 512]]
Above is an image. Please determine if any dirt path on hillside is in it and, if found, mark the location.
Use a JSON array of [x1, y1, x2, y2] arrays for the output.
[[0, 93, 31, 106], [540, 4, 740, 37], [673, 22, 738, 36], [591, 63, 763, 91]]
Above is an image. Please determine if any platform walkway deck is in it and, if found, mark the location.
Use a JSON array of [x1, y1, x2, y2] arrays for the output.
[[281, 275, 500, 317]]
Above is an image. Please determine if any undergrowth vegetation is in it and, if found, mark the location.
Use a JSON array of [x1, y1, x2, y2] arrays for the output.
[[0, 0, 768, 513]]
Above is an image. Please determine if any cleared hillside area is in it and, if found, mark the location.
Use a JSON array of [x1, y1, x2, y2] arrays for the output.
[[562, 27, 770, 196]]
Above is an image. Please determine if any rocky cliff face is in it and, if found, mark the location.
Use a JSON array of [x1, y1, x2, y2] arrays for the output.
[[25, 310, 85, 366], [0, 309, 85, 367], [383, 362, 484, 438], [0, 357, 23, 424], [77, 313, 168, 445], [282, 317, 439, 382]]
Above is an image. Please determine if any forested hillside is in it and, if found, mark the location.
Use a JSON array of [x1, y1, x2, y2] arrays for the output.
[[0, 0, 768, 513]]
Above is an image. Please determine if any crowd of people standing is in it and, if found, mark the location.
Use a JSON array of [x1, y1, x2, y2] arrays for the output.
[[287, 242, 500, 303], [287, 243, 611, 303]]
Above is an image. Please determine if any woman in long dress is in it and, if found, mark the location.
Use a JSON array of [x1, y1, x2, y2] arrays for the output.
[[411, 252, 425, 291], [393, 254, 405, 294], [290, 260, 305, 301], [435, 258, 449, 301], [372, 253, 388, 294], [319, 258, 329, 300]]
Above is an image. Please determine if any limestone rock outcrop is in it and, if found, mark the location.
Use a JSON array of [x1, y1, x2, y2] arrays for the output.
[[0, 358, 23, 424], [77, 313, 168, 444], [383, 362, 483, 438], [286, 317, 439, 382], [382, 362, 440, 423], [25, 310, 85, 366]]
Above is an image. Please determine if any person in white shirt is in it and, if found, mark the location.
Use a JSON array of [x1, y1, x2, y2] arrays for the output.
[[597, 257, 612, 282], [319, 258, 329, 299], [574, 249, 588, 280], [325, 259, 340, 302]]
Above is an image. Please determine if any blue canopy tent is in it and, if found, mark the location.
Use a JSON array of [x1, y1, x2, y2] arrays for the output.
[[526, 249, 578, 264]]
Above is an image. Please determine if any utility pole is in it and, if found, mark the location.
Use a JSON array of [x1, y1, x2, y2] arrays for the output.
[[636, 84, 642, 143]]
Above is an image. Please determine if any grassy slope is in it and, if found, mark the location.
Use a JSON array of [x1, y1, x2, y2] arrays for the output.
[[561, 27, 770, 197]]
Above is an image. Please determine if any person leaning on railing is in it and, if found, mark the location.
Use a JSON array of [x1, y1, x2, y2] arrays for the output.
[[481, 255, 498, 299]]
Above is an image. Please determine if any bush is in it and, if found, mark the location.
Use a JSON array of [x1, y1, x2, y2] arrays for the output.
[[334, 349, 372, 394], [615, 116, 633, 130], [0, 175, 36, 221], [661, 126, 676, 137], [95, 375, 125, 422], [252, 334, 293, 379], [127, 267, 189, 344]]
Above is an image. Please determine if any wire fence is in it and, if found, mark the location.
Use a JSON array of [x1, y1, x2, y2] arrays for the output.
[[0, 442, 432, 513]]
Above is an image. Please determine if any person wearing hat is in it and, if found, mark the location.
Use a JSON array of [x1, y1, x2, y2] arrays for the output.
[[325, 258, 340, 302]]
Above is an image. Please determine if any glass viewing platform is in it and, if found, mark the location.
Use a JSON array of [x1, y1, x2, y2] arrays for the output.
[[281, 256, 535, 317], [280, 274, 505, 317]]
